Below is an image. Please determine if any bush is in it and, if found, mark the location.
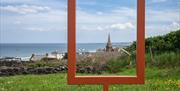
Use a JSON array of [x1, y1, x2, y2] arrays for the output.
[[106, 55, 130, 73], [145, 52, 180, 68], [127, 29, 180, 53], [27, 60, 64, 68], [154, 52, 180, 68]]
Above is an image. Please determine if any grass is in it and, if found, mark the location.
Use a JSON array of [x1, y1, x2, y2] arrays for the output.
[[76, 68, 136, 76], [0, 67, 180, 91], [145, 52, 180, 68]]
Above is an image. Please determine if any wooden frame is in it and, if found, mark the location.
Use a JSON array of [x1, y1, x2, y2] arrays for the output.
[[68, 0, 145, 91]]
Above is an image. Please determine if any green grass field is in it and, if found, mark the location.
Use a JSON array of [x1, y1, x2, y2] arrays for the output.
[[0, 67, 180, 91]]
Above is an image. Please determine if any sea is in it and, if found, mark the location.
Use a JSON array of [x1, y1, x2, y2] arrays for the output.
[[0, 43, 131, 59]]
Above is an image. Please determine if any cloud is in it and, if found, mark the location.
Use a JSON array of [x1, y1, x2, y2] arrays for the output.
[[145, 21, 180, 38], [151, 0, 168, 3], [96, 11, 103, 15], [77, 7, 136, 23], [112, 7, 136, 17], [79, 22, 135, 31], [76, 7, 136, 32], [25, 26, 66, 32], [1, 0, 179, 43], [0, 0, 33, 3], [26, 27, 50, 32], [0, 4, 51, 14], [146, 9, 180, 23], [76, 5, 179, 40], [145, 8, 180, 37], [77, 0, 97, 5], [110, 23, 135, 30], [14, 21, 21, 24], [166, 22, 180, 30]]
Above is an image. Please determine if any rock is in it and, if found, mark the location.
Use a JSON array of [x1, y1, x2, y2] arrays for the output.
[[0, 65, 69, 76]]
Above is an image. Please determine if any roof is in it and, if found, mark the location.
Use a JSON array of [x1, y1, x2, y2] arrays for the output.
[[30, 55, 46, 61]]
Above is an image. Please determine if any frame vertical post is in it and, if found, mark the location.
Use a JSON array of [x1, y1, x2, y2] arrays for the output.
[[103, 83, 109, 91]]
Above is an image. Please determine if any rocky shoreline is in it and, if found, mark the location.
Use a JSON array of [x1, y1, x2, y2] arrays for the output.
[[0, 61, 67, 76], [0, 60, 104, 76], [0, 66, 67, 76]]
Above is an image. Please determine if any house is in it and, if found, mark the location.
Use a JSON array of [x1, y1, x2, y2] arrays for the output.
[[0, 57, 21, 61], [30, 51, 64, 61]]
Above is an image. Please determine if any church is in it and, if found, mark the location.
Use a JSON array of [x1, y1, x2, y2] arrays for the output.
[[96, 33, 121, 53], [106, 33, 114, 52]]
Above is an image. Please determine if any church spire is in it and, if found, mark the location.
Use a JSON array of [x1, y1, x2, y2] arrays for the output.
[[106, 33, 113, 52], [108, 33, 111, 44]]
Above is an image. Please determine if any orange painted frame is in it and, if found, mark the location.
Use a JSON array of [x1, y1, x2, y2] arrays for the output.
[[68, 0, 145, 89]]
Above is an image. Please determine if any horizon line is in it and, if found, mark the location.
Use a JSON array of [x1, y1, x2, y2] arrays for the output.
[[0, 42, 133, 44]]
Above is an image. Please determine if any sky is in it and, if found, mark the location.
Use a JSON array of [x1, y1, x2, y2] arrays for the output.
[[0, 0, 180, 43]]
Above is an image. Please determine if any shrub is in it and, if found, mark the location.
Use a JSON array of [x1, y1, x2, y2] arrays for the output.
[[27, 60, 63, 68], [145, 52, 180, 68], [106, 55, 130, 73], [154, 52, 180, 68]]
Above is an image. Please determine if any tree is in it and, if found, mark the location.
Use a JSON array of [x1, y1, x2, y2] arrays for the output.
[[126, 29, 180, 53]]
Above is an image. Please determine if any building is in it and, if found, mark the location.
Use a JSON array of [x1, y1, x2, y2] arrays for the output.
[[96, 33, 117, 52], [106, 33, 114, 52], [96, 33, 131, 56], [0, 57, 21, 61], [30, 51, 64, 61], [77, 33, 131, 63]]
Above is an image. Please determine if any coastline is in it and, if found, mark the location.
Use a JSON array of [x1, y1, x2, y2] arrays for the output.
[[0, 42, 131, 61]]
